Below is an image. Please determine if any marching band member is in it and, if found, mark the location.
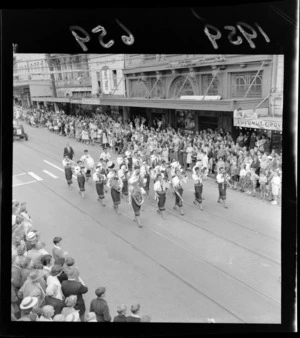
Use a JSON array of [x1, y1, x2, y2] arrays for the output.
[[106, 167, 123, 215], [216, 167, 232, 208], [128, 166, 146, 228], [140, 161, 151, 198], [74, 160, 87, 199], [153, 173, 167, 219], [92, 165, 106, 206], [118, 164, 130, 202], [80, 150, 95, 183], [62, 155, 75, 187], [125, 151, 133, 172], [192, 165, 205, 210], [172, 169, 187, 215], [99, 148, 111, 163]]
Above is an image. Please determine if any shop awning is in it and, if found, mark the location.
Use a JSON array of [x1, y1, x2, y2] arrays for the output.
[[31, 96, 269, 112]]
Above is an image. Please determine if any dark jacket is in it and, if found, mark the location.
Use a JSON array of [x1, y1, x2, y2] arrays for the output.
[[63, 146, 74, 160], [89, 298, 111, 322], [61, 280, 88, 316], [45, 296, 64, 316], [56, 271, 68, 284], [113, 314, 127, 322]]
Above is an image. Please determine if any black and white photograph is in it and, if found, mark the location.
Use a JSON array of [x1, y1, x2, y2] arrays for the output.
[[1, 3, 298, 335], [11, 53, 284, 323]]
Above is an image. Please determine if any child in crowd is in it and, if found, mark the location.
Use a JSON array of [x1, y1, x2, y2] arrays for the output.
[[258, 169, 268, 199], [250, 168, 259, 196], [271, 170, 281, 205], [244, 171, 252, 194]]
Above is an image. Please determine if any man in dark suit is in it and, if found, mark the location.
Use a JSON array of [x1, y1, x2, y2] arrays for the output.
[[61, 267, 88, 322], [113, 304, 127, 322], [89, 287, 111, 322], [63, 142, 74, 160], [126, 304, 141, 322]]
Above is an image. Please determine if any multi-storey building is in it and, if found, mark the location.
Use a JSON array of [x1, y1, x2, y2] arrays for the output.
[[13, 54, 53, 108]]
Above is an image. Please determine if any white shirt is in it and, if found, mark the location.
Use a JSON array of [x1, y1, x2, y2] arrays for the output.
[[192, 173, 203, 184], [46, 275, 64, 301], [100, 152, 111, 161], [154, 180, 166, 192], [216, 173, 225, 184]]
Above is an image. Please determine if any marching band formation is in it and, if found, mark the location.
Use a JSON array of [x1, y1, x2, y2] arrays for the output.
[[62, 148, 230, 228]]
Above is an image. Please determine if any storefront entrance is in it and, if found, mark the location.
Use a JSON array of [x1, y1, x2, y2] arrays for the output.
[[198, 116, 218, 132]]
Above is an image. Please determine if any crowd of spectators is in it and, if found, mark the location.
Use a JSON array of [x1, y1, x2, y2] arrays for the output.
[[15, 105, 282, 204], [11, 200, 151, 322]]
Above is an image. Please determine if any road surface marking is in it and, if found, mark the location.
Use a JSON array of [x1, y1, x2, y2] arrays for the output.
[[13, 180, 37, 187], [44, 159, 77, 179], [13, 173, 27, 177], [43, 170, 58, 179], [44, 160, 64, 172], [27, 172, 43, 181]]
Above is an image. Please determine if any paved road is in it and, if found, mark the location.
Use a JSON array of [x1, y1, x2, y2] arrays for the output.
[[12, 124, 281, 323]]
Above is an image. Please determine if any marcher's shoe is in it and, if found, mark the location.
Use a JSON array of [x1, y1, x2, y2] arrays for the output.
[[193, 201, 197, 205], [217, 199, 221, 203], [224, 205, 228, 208], [199, 205, 203, 210]]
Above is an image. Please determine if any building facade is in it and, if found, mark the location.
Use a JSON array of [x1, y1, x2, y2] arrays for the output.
[[13, 54, 53, 108]]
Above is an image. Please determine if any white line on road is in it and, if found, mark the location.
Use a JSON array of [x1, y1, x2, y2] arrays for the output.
[[13, 173, 27, 177], [43, 170, 58, 179], [27, 172, 43, 181], [43, 160, 64, 172], [44, 159, 77, 179], [13, 180, 37, 187]]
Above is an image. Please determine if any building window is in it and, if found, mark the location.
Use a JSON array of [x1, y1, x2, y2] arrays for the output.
[[103, 70, 109, 91], [112, 70, 118, 88], [169, 76, 194, 98], [131, 80, 148, 97], [231, 71, 263, 98], [201, 74, 220, 95]]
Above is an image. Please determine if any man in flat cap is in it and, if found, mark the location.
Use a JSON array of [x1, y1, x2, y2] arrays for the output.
[[89, 287, 111, 322]]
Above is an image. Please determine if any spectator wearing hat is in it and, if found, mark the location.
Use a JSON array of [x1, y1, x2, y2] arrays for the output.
[[47, 264, 65, 301], [64, 256, 83, 283], [53, 314, 65, 322], [44, 284, 64, 316], [37, 305, 55, 321], [19, 296, 39, 321], [66, 311, 80, 322], [52, 237, 68, 265], [18, 270, 46, 307], [61, 267, 88, 322], [85, 312, 98, 322], [113, 304, 128, 322], [141, 315, 151, 322], [61, 295, 78, 318], [25, 231, 38, 251], [89, 287, 111, 322], [126, 304, 141, 322]]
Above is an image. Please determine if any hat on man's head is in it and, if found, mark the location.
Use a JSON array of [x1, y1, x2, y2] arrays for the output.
[[65, 311, 80, 322], [107, 161, 115, 169], [65, 266, 78, 279], [95, 287, 106, 297], [85, 312, 97, 322], [51, 264, 63, 276], [130, 303, 140, 313], [20, 296, 38, 310], [117, 304, 127, 314], [26, 232, 36, 241], [28, 270, 43, 282]]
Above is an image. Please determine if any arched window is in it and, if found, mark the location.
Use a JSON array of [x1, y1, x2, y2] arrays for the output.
[[231, 72, 262, 98], [152, 80, 165, 98], [169, 76, 194, 98]]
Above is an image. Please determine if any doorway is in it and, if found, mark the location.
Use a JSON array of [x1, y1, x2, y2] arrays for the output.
[[198, 116, 218, 132]]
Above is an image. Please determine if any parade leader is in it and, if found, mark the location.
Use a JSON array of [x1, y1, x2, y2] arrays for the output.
[[63, 143, 74, 160]]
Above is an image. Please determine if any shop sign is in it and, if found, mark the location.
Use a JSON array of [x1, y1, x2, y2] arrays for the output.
[[234, 118, 282, 131], [70, 98, 83, 104]]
